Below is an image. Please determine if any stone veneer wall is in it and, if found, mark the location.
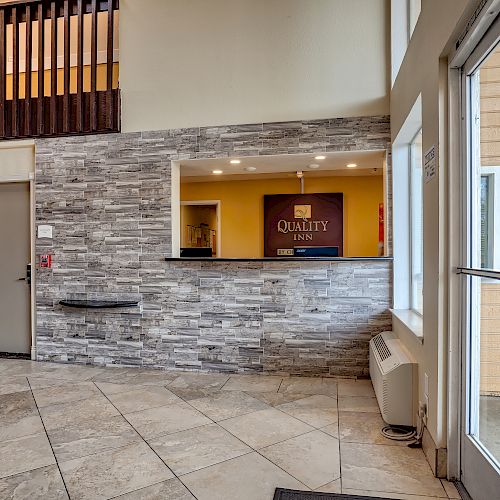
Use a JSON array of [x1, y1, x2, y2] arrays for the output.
[[35, 115, 392, 376]]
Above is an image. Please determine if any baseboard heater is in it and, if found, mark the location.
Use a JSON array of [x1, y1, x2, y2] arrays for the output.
[[369, 331, 417, 426]]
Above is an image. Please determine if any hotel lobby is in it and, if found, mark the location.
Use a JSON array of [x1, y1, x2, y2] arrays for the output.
[[0, 0, 499, 499]]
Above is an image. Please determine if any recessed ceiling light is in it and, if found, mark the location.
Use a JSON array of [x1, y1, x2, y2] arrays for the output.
[[347, 163, 358, 168], [230, 159, 241, 164], [212, 170, 223, 174], [308, 164, 320, 169], [244, 166, 257, 172], [314, 155, 326, 160]]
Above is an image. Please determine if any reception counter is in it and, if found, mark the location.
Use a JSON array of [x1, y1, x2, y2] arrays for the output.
[[37, 256, 392, 378]]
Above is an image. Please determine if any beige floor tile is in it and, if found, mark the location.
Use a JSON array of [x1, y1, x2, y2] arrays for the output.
[[59, 442, 174, 500], [245, 391, 310, 407], [180, 452, 308, 500], [319, 422, 339, 439], [440, 479, 461, 499], [124, 402, 211, 440], [277, 395, 338, 428], [338, 395, 380, 413], [190, 390, 269, 421], [339, 411, 408, 446], [39, 394, 120, 431], [48, 415, 142, 462], [168, 386, 221, 401], [0, 376, 30, 396], [0, 391, 45, 441], [114, 478, 196, 499], [90, 367, 142, 384], [27, 376, 76, 391], [341, 442, 447, 497], [343, 488, 445, 499], [92, 368, 177, 387], [0, 464, 68, 500], [338, 379, 376, 397], [149, 423, 252, 475], [106, 386, 182, 414], [0, 433, 56, 479], [279, 377, 338, 397], [218, 407, 314, 449], [315, 478, 342, 493], [168, 372, 230, 390], [32, 382, 101, 408], [222, 375, 283, 392], [260, 430, 340, 489], [94, 381, 139, 396]]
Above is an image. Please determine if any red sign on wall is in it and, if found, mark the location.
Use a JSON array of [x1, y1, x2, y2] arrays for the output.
[[263, 193, 343, 257]]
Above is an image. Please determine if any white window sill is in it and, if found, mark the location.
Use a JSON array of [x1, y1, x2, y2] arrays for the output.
[[391, 309, 423, 343]]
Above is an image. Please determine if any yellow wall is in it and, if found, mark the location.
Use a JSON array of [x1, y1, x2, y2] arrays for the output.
[[181, 175, 383, 258]]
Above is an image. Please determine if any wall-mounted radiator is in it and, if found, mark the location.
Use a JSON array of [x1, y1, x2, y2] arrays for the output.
[[369, 331, 417, 426]]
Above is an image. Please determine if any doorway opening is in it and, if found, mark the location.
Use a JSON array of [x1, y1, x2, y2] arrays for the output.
[[0, 182, 32, 357], [180, 201, 221, 258]]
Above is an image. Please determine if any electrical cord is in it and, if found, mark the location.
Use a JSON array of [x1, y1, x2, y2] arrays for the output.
[[380, 406, 426, 445], [381, 425, 417, 441]]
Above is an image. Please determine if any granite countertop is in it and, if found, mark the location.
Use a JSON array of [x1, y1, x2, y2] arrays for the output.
[[165, 257, 393, 262]]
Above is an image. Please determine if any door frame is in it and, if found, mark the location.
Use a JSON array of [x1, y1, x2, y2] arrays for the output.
[[447, 10, 500, 498], [0, 141, 36, 359], [180, 200, 222, 257]]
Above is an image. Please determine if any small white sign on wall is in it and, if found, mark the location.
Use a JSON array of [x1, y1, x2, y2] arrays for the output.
[[424, 145, 437, 184], [38, 225, 53, 239]]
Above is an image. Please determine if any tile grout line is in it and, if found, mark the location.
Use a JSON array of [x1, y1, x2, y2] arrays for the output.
[[26, 378, 73, 500], [168, 385, 319, 492], [92, 381, 201, 500]]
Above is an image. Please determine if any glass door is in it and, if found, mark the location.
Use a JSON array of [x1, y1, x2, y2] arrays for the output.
[[460, 18, 500, 499]]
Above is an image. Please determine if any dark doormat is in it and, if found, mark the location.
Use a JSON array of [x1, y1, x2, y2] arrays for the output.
[[274, 489, 395, 500]]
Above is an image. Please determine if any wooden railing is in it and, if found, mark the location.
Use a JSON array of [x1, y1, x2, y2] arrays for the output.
[[0, 0, 119, 140]]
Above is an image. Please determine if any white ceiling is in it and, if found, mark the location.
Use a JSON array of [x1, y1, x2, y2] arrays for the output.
[[179, 150, 385, 182]]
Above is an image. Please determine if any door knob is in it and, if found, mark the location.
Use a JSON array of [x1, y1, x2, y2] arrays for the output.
[[18, 264, 31, 285]]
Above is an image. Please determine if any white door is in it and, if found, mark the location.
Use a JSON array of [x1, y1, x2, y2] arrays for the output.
[[460, 16, 500, 499], [0, 182, 31, 355]]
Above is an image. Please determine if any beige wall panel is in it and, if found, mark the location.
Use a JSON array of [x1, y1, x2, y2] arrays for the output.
[[120, 0, 390, 132]]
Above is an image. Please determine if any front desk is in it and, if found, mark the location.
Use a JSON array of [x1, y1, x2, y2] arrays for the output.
[[158, 256, 393, 377]]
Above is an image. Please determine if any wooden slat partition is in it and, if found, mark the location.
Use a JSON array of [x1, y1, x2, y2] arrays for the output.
[[76, 0, 83, 132], [106, 0, 113, 130], [0, 10, 5, 137], [12, 7, 19, 136], [24, 4, 32, 136], [90, 0, 97, 131], [50, 0, 57, 134], [63, 0, 70, 132], [0, 0, 119, 140], [37, 1, 44, 134]]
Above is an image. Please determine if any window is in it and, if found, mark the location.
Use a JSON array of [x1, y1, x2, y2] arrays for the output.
[[410, 129, 423, 314], [480, 175, 493, 269], [408, 0, 421, 40]]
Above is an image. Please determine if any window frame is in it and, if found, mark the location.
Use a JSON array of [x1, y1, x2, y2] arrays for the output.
[[409, 128, 424, 316]]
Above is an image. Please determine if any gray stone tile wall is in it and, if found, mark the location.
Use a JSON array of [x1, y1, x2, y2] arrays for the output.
[[35, 116, 392, 376]]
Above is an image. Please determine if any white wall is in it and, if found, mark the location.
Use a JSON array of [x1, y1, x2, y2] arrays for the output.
[[120, 0, 390, 132], [0, 142, 35, 182], [391, 0, 472, 450]]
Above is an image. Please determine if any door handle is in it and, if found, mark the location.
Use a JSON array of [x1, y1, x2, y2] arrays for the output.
[[18, 264, 31, 285]]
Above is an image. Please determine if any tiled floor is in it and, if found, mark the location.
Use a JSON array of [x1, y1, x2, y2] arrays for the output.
[[0, 358, 461, 500]]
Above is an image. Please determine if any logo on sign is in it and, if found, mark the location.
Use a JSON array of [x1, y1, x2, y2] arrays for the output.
[[294, 205, 311, 220]]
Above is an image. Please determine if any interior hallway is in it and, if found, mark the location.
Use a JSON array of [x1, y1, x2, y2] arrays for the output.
[[0, 358, 460, 500]]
